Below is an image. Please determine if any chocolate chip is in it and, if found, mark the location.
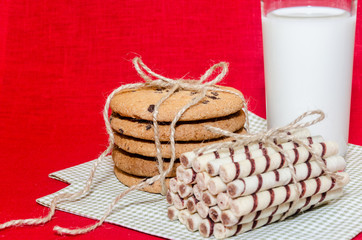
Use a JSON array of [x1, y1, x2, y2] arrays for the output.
[[119, 128, 124, 134], [109, 116, 113, 122], [190, 91, 197, 95], [202, 100, 209, 104], [207, 95, 219, 100], [148, 104, 155, 113], [146, 124, 152, 130], [211, 92, 219, 96], [154, 88, 163, 93]]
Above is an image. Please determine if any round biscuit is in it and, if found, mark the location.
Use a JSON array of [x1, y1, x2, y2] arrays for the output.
[[113, 128, 246, 158], [110, 85, 244, 122], [114, 167, 170, 194], [112, 148, 179, 177], [111, 110, 245, 141]]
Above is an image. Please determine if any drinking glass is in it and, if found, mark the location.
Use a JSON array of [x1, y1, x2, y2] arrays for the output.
[[261, 0, 358, 155]]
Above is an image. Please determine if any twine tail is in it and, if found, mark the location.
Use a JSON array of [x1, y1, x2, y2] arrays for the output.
[[54, 174, 162, 235], [0, 190, 78, 230], [152, 84, 180, 195], [0, 201, 56, 230]]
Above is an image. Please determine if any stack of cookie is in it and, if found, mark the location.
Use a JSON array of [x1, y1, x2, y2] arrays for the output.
[[109, 85, 246, 193], [166, 131, 350, 238]]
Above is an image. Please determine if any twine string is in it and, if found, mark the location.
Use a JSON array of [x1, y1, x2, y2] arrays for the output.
[[52, 58, 237, 234], [0, 57, 245, 235], [152, 83, 180, 194], [198, 110, 345, 221]]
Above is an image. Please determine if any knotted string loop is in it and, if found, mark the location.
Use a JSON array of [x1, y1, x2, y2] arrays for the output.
[[196, 109, 344, 220], [0, 57, 249, 235]]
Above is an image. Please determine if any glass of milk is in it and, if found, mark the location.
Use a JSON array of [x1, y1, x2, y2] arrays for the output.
[[261, 0, 357, 155]]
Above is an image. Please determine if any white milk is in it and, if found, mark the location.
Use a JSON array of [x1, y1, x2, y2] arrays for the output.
[[262, 6, 356, 155]]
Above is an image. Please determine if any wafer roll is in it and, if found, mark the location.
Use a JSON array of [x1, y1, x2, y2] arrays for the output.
[[193, 184, 204, 201], [167, 206, 180, 221], [180, 133, 321, 169], [196, 145, 287, 174], [222, 188, 343, 226], [209, 206, 223, 222], [214, 214, 281, 239], [172, 192, 187, 210], [202, 191, 218, 207], [178, 183, 193, 198], [199, 218, 215, 237], [217, 192, 232, 210], [219, 141, 339, 183], [230, 172, 349, 217], [227, 155, 346, 198], [208, 176, 228, 195], [183, 168, 198, 184], [169, 177, 179, 193], [186, 213, 203, 232], [196, 172, 211, 190], [176, 166, 185, 181], [166, 190, 176, 205], [216, 189, 336, 239], [178, 209, 191, 225], [186, 196, 199, 213], [180, 128, 315, 166], [196, 201, 210, 218]]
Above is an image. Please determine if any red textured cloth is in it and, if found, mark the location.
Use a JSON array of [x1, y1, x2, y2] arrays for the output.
[[0, 1, 361, 239]]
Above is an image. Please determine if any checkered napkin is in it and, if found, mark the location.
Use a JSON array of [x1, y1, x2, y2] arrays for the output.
[[37, 112, 362, 240]]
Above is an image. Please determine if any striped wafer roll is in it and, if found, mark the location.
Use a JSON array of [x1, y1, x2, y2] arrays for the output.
[[230, 172, 349, 217], [199, 218, 215, 237], [183, 168, 198, 184], [219, 141, 339, 183], [207, 176, 228, 195], [169, 177, 179, 193], [166, 190, 176, 205], [178, 209, 191, 225], [178, 183, 193, 198], [209, 206, 223, 222], [180, 133, 322, 170], [172, 192, 187, 210], [186, 213, 203, 232], [196, 201, 210, 218], [180, 128, 316, 168], [221, 188, 343, 226], [167, 206, 180, 221], [176, 166, 186, 181], [217, 192, 232, 210], [195, 141, 299, 174], [202, 191, 218, 207], [186, 196, 199, 213], [214, 214, 281, 239], [193, 184, 204, 201], [215, 189, 338, 239], [196, 172, 211, 190], [227, 155, 346, 198]]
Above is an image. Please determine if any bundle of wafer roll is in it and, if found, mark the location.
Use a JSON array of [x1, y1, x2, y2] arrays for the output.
[[166, 127, 349, 239]]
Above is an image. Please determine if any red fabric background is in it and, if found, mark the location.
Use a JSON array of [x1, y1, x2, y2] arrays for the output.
[[0, 1, 361, 239]]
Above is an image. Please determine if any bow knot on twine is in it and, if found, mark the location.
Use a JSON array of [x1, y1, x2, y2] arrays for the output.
[[133, 57, 229, 91], [0, 57, 248, 235], [131, 57, 248, 196], [198, 109, 344, 220]]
